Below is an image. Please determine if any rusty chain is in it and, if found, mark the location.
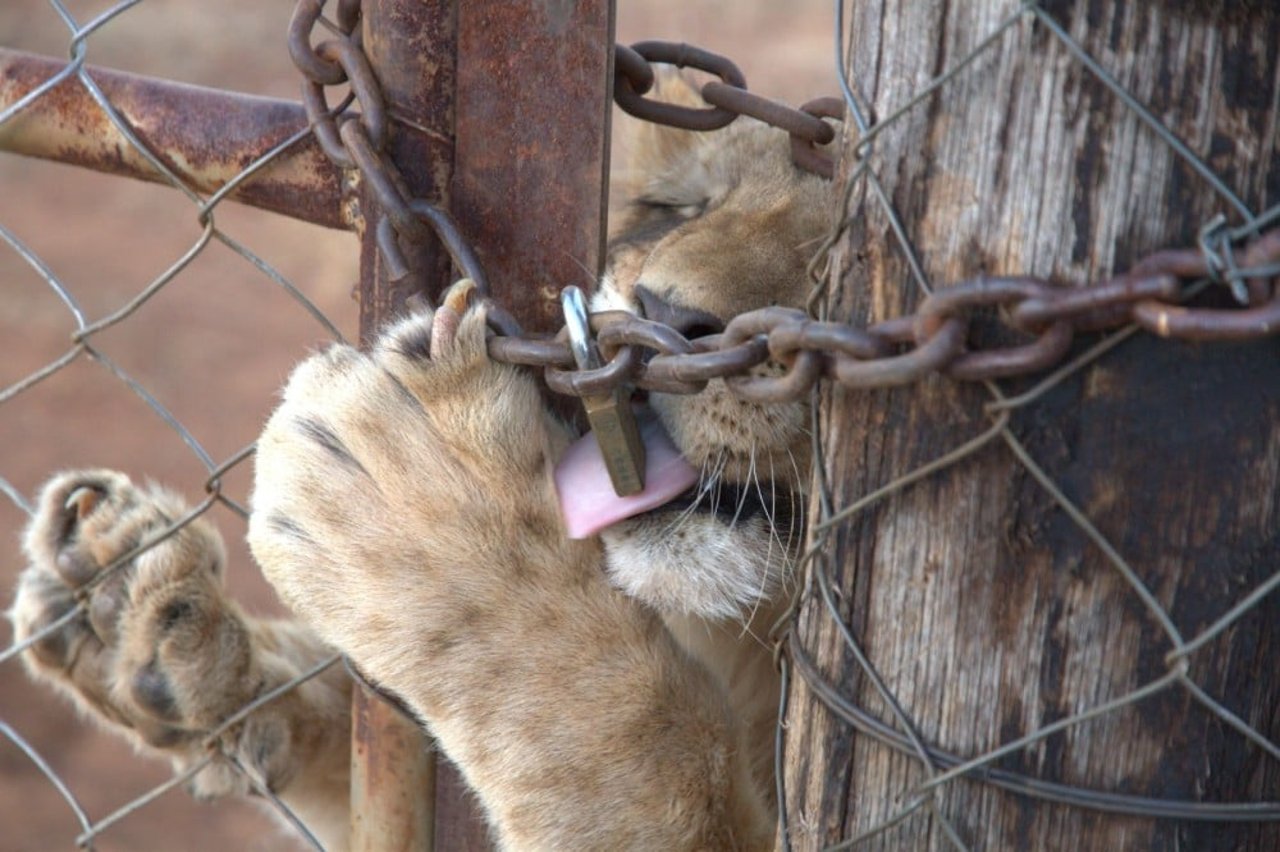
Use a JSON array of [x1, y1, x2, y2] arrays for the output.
[[612, 41, 842, 179], [289, 0, 489, 301], [492, 225, 1280, 403], [290, 0, 1280, 407]]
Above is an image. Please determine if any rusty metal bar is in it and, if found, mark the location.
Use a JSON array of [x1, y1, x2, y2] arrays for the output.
[[0, 49, 348, 229], [452, 0, 616, 334], [350, 683, 436, 852], [354, 0, 457, 341], [349, 0, 454, 849], [439, 2, 616, 844], [432, 1, 618, 838], [352, 0, 619, 846], [433, 5, 615, 841], [2, 0, 613, 844], [350, 0, 615, 842]]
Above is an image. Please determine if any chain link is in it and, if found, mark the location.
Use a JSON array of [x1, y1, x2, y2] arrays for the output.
[[613, 41, 840, 177], [289, 0, 1280, 405], [288, 0, 482, 309], [486, 227, 1280, 403], [791, 97, 845, 179]]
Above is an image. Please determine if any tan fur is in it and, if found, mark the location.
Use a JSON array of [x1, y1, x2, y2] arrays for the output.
[[10, 77, 833, 850]]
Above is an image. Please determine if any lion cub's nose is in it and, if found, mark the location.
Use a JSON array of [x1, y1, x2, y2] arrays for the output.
[[635, 285, 725, 340]]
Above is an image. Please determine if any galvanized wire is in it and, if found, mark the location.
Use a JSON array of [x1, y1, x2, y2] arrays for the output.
[[773, 1, 1280, 849], [0, 1, 346, 848]]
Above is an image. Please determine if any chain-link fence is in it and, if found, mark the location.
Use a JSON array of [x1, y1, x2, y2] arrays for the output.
[[776, 1, 1280, 849], [0, 1, 359, 848]]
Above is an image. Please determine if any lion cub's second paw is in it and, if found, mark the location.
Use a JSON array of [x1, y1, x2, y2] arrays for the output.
[[10, 471, 283, 794]]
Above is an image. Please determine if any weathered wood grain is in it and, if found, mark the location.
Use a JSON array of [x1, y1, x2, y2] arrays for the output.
[[784, 1, 1280, 849]]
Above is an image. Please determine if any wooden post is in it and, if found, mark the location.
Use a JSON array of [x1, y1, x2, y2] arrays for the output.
[[784, 2, 1280, 850]]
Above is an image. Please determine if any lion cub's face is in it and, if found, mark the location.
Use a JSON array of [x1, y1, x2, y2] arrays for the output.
[[592, 83, 833, 620]]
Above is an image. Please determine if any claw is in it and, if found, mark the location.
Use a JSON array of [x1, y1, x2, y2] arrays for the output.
[[431, 278, 479, 356], [442, 278, 478, 313], [64, 486, 102, 521]]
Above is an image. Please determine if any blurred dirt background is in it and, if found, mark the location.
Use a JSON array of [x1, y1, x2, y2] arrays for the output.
[[0, 1, 832, 849]]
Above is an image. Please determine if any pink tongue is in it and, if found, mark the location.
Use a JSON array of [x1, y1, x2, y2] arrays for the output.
[[555, 410, 699, 539]]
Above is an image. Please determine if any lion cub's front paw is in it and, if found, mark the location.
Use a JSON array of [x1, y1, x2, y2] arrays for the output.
[[249, 284, 570, 680], [11, 471, 275, 791]]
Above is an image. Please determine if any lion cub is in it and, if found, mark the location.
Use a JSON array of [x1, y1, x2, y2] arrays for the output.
[[11, 77, 833, 850]]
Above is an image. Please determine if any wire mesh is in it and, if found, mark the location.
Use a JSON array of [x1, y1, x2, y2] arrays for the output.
[[0, 1, 354, 848], [777, 1, 1280, 849]]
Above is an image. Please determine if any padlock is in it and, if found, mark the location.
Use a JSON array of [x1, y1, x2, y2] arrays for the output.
[[562, 286, 646, 496]]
